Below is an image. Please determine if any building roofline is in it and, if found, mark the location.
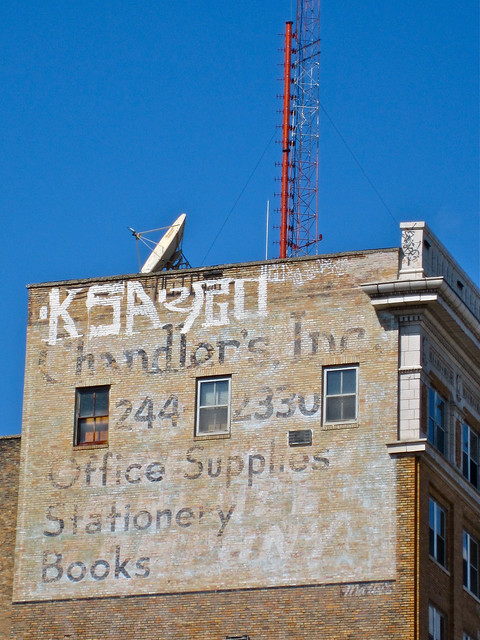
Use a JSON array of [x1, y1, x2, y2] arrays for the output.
[[26, 246, 400, 289]]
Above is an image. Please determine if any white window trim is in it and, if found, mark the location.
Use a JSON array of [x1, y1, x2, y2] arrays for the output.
[[428, 603, 445, 640], [428, 388, 447, 456], [429, 497, 446, 568], [463, 530, 479, 598], [323, 365, 358, 425], [195, 376, 232, 436], [462, 422, 479, 490]]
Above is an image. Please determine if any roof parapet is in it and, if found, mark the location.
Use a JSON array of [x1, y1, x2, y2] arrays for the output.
[[400, 221, 480, 323]]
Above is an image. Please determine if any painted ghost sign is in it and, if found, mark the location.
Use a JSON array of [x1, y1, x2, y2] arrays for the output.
[[15, 254, 398, 602]]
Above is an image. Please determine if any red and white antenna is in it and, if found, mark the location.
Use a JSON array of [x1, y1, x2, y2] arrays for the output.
[[279, 0, 321, 258]]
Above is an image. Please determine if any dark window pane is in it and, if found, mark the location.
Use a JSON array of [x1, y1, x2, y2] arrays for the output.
[[471, 539, 478, 567], [216, 406, 228, 429], [78, 418, 95, 444], [198, 407, 215, 432], [437, 537, 445, 565], [437, 427, 445, 454], [429, 388, 435, 416], [200, 381, 215, 407], [95, 417, 108, 442], [472, 431, 479, 463], [78, 391, 94, 418], [342, 395, 356, 420], [198, 406, 228, 433], [439, 615, 445, 639], [435, 400, 444, 425], [438, 508, 445, 534], [463, 451, 470, 479], [471, 567, 479, 596], [342, 369, 356, 394], [216, 381, 229, 405], [326, 397, 341, 422], [95, 389, 109, 416], [471, 462, 478, 489], [326, 370, 341, 396]]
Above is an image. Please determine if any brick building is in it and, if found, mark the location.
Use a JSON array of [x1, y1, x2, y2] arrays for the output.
[[2, 221, 479, 639]]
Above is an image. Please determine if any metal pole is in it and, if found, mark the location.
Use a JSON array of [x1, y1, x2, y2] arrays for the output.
[[265, 199, 270, 260], [280, 21, 293, 259]]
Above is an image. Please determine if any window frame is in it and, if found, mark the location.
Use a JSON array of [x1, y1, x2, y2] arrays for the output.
[[195, 376, 232, 436], [428, 603, 446, 640], [429, 497, 446, 568], [463, 530, 479, 598], [323, 365, 358, 425], [462, 422, 479, 490], [428, 388, 447, 455], [74, 385, 110, 447]]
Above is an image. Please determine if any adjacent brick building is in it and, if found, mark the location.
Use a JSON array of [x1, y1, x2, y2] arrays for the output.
[[3, 221, 479, 639], [0, 436, 20, 640]]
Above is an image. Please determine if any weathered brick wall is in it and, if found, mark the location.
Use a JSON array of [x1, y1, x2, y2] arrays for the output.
[[394, 455, 417, 639], [419, 458, 480, 640], [10, 455, 418, 640], [0, 436, 20, 640], [11, 580, 403, 640], [413, 278, 480, 639], [12, 249, 414, 638]]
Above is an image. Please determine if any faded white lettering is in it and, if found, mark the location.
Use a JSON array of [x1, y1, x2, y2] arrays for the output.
[[87, 283, 125, 338], [181, 282, 205, 333], [126, 282, 161, 334], [48, 288, 83, 345], [203, 279, 231, 328]]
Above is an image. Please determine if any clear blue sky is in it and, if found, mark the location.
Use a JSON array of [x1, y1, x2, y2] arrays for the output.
[[1, 1, 478, 436]]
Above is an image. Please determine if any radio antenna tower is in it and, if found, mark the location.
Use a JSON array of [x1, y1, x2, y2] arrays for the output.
[[279, 0, 321, 258]]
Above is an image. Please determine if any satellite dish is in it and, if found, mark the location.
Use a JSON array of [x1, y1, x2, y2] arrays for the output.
[[129, 214, 187, 273], [141, 213, 186, 273]]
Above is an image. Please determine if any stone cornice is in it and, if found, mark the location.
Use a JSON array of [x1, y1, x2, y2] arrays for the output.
[[361, 277, 480, 367]]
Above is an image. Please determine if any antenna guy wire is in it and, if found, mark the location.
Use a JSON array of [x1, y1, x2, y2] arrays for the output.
[[319, 101, 399, 227], [201, 129, 277, 265]]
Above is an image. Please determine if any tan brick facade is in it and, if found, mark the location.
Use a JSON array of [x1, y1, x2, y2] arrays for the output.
[[0, 436, 20, 640], [5, 222, 480, 639]]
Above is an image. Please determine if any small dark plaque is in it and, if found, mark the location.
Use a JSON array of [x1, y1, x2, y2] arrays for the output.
[[288, 429, 312, 447]]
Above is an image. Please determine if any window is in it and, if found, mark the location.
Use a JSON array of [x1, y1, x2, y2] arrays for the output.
[[463, 530, 479, 597], [462, 423, 479, 490], [196, 377, 231, 435], [428, 604, 446, 640], [323, 366, 358, 423], [429, 498, 446, 567], [428, 388, 446, 455], [75, 386, 109, 446]]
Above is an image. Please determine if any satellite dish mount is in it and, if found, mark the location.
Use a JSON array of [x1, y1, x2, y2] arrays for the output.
[[129, 214, 190, 273]]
